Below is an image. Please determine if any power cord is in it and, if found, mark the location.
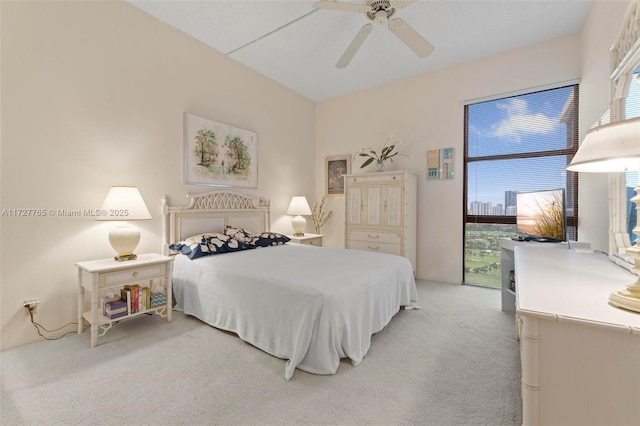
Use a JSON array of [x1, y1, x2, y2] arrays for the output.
[[27, 306, 87, 341]]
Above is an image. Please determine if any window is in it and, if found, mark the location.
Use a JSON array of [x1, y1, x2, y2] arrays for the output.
[[625, 71, 639, 244], [463, 84, 579, 287], [610, 1, 639, 260]]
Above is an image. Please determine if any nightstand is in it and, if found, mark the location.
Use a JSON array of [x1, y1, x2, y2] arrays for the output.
[[76, 253, 174, 348], [287, 233, 323, 247]]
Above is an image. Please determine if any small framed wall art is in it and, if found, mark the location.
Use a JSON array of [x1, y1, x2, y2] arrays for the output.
[[184, 113, 258, 188], [427, 148, 455, 180], [325, 154, 351, 196]]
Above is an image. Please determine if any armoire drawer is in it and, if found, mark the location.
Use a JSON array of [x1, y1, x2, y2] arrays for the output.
[[348, 230, 401, 244], [347, 240, 402, 256]]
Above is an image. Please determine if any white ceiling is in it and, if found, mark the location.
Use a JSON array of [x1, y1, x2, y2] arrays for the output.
[[129, 0, 592, 101]]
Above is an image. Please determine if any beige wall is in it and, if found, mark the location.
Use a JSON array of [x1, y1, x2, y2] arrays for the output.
[[0, 1, 315, 350], [316, 1, 629, 283]]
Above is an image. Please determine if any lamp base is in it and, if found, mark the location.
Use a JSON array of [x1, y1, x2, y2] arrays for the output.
[[609, 289, 640, 313], [108, 222, 141, 261], [609, 187, 640, 313], [291, 215, 307, 237], [609, 245, 640, 313], [114, 253, 138, 262]]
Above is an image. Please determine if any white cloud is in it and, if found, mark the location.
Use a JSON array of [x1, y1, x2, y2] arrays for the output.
[[490, 98, 558, 142]]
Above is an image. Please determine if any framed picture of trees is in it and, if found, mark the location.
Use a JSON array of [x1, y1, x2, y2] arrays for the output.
[[184, 113, 258, 188]]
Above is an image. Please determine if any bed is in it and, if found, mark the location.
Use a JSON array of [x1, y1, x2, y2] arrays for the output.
[[162, 190, 417, 380]]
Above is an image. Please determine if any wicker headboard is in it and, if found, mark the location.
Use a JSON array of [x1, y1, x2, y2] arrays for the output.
[[161, 190, 270, 255]]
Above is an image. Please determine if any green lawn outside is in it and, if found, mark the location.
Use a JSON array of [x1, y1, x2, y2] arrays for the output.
[[464, 223, 516, 288]]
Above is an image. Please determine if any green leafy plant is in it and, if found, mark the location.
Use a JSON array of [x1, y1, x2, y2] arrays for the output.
[[356, 136, 408, 169], [308, 196, 333, 234]]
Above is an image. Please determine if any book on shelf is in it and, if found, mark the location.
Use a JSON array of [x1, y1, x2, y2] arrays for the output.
[[106, 307, 127, 317], [120, 287, 132, 315], [123, 284, 141, 313], [100, 295, 121, 316], [121, 285, 154, 313], [106, 310, 128, 320], [141, 286, 151, 311], [105, 299, 126, 310], [105, 300, 127, 316]]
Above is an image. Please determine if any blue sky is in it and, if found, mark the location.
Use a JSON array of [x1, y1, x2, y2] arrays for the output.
[[467, 86, 574, 207]]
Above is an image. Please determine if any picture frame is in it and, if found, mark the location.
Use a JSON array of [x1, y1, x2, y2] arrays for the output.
[[427, 147, 455, 180], [325, 155, 351, 196], [184, 113, 258, 188]]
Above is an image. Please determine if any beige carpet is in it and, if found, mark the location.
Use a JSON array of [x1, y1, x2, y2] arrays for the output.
[[0, 280, 522, 425]]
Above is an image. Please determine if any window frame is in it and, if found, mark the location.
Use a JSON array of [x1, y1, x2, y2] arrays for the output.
[[609, 1, 640, 258], [463, 84, 580, 285]]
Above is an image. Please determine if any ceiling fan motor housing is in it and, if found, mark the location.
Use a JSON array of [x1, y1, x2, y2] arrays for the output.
[[366, 0, 395, 23]]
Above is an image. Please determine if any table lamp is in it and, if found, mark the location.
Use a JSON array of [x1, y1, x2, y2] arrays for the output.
[[96, 186, 152, 261], [567, 117, 640, 312], [287, 196, 312, 236]]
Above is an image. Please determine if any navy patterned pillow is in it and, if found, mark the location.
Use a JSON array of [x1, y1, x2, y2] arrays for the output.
[[169, 233, 253, 259], [250, 232, 291, 248], [223, 225, 252, 243]]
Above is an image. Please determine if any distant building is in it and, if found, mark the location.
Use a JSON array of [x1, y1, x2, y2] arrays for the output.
[[469, 201, 505, 216], [505, 191, 516, 215]]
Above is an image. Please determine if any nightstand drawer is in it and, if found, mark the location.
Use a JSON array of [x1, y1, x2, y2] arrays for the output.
[[299, 236, 322, 246], [100, 263, 165, 287], [348, 230, 401, 244], [347, 240, 402, 256], [287, 234, 323, 247]]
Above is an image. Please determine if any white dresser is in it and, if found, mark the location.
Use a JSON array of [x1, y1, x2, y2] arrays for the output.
[[344, 170, 417, 272], [500, 238, 591, 312], [515, 247, 640, 425]]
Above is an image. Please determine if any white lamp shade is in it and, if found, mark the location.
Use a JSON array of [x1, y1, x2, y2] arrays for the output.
[[567, 117, 640, 173], [96, 186, 152, 221], [286, 196, 312, 215]]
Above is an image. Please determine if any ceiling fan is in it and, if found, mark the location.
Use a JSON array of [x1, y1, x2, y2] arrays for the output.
[[313, 0, 434, 68]]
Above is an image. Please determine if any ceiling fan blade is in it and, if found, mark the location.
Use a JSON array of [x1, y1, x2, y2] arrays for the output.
[[390, 0, 417, 10], [313, 0, 369, 13], [388, 18, 434, 58], [336, 23, 373, 68]]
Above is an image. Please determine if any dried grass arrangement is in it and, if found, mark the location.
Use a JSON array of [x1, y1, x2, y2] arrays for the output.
[[308, 196, 333, 234]]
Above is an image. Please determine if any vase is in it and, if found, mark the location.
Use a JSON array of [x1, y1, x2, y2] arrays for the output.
[[375, 160, 385, 172]]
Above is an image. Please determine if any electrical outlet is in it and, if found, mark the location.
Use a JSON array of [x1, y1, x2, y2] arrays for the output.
[[23, 299, 40, 310]]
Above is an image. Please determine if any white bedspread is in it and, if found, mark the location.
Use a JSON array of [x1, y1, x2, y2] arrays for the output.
[[172, 244, 417, 380]]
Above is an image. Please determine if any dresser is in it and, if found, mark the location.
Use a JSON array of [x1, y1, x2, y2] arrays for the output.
[[499, 238, 591, 312], [344, 170, 417, 272], [515, 247, 640, 425]]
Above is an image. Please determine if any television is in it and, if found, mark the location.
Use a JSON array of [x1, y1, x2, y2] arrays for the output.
[[515, 188, 566, 242]]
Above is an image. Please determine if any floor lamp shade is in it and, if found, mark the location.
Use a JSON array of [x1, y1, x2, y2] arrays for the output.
[[96, 186, 152, 261], [287, 196, 312, 236], [567, 117, 640, 312]]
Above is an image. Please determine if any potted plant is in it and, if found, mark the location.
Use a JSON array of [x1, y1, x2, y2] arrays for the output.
[[355, 136, 407, 172]]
